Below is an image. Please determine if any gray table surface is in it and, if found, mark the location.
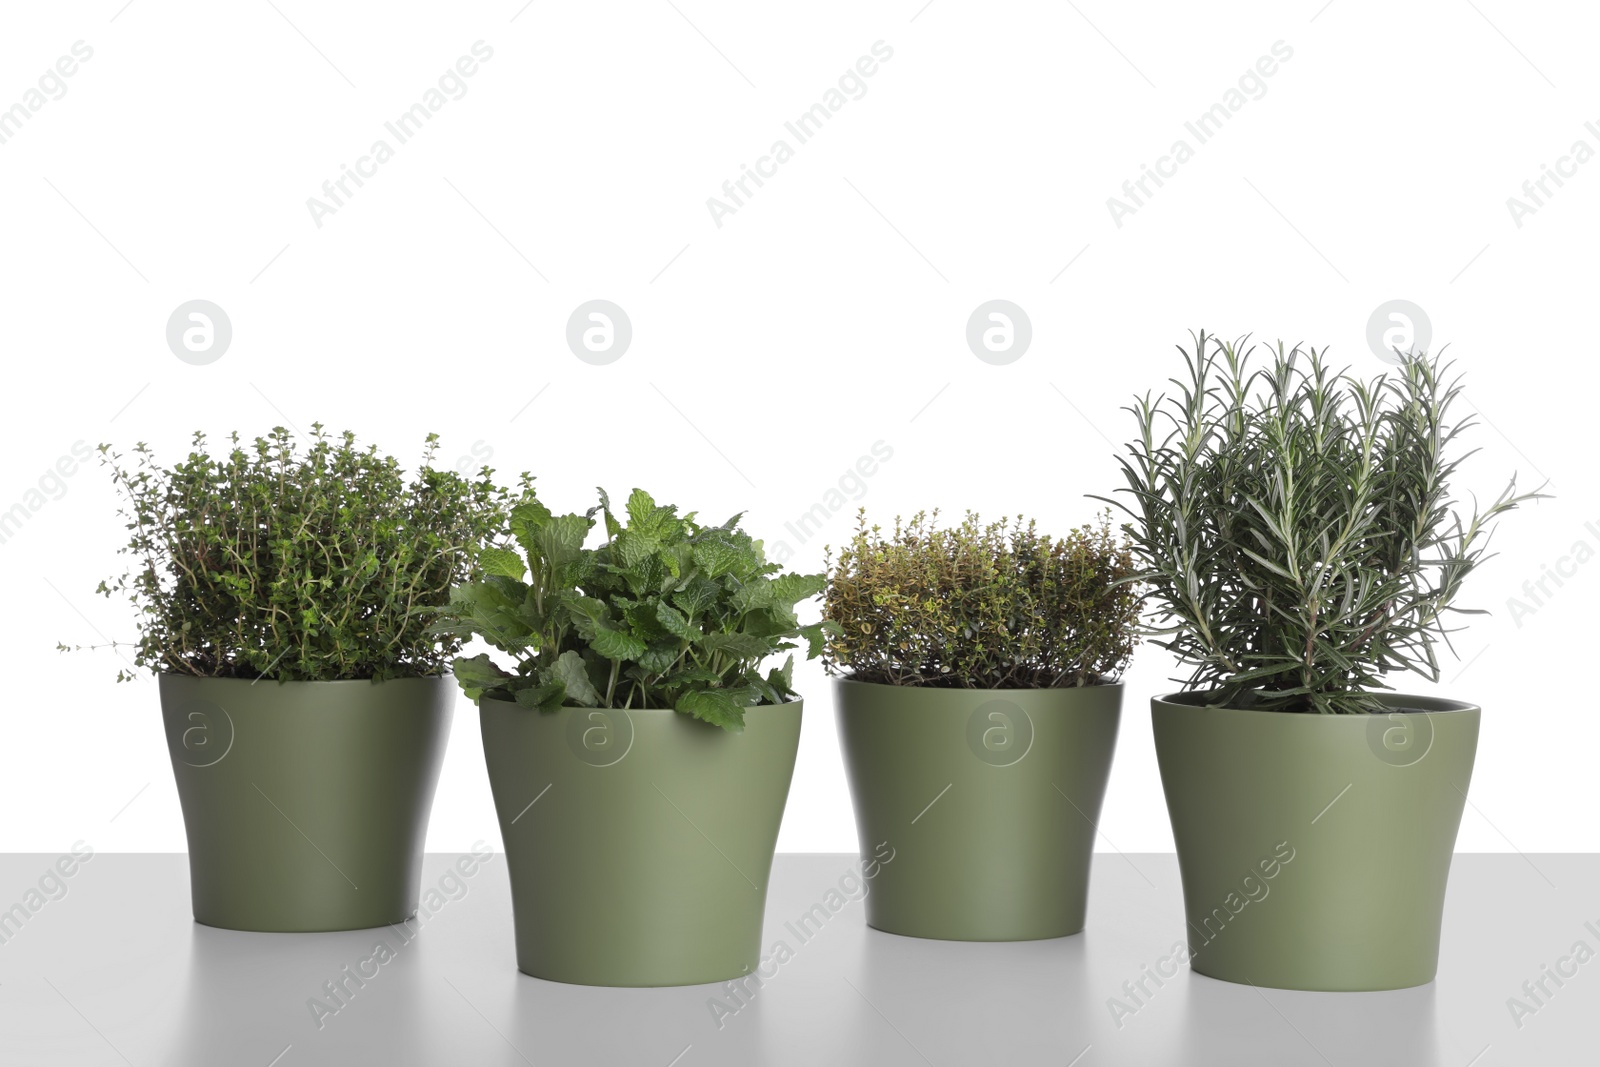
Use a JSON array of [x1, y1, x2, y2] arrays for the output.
[[0, 852, 1592, 1066]]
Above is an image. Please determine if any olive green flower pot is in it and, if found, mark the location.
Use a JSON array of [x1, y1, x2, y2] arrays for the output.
[[835, 678, 1122, 941], [160, 674, 453, 932], [1151, 692, 1480, 991], [481, 697, 802, 986]]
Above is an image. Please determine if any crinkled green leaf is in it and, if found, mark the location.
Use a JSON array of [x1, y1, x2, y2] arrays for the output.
[[596, 488, 623, 538], [692, 539, 743, 578], [436, 484, 831, 722], [769, 572, 825, 606], [513, 676, 567, 711], [699, 632, 771, 659], [673, 576, 721, 619], [538, 513, 592, 565], [767, 653, 795, 696], [614, 528, 659, 570], [626, 488, 670, 535], [452, 653, 510, 700], [797, 621, 834, 659], [655, 601, 698, 641], [675, 688, 745, 730], [589, 626, 647, 662], [509, 499, 553, 557], [670, 666, 723, 686], [549, 649, 600, 707], [478, 547, 526, 580], [636, 640, 680, 674], [731, 578, 775, 613]]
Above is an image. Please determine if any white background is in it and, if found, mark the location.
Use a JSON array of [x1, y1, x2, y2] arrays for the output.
[[2, 1, 1595, 857]]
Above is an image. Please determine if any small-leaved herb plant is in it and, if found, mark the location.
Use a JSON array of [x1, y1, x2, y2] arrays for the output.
[[436, 487, 834, 730], [1102, 332, 1545, 714], [90, 425, 522, 682], [822, 510, 1140, 688]]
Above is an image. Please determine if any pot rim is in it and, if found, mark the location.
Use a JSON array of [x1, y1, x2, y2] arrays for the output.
[[478, 695, 803, 714], [1152, 690, 1478, 715], [158, 672, 450, 687], [833, 675, 1124, 694]]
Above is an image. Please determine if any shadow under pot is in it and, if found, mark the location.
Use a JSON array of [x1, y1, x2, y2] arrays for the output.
[[834, 678, 1122, 941], [480, 697, 802, 987], [1151, 692, 1480, 991], [160, 674, 453, 932]]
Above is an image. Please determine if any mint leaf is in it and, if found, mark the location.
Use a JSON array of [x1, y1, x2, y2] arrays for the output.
[[699, 632, 771, 659], [676, 688, 745, 730], [550, 649, 600, 707], [692, 539, 742, 578], [596, 488, 623, 538], [731, 578, 775, 613], [671, 666, 723, 686], [478, 547, 526, 580], [509, 499, 553, 558], [673, 576, 721, 619], [749, 675, 781, 705], [769, 573, 825, 606], [532, 677, 568, 710], [538, 513, 592, 565], [437, 485, 830, 724], [626, 487, 659, 530], [513, 681, 556, 709], [564, 594, 609, 629], [452, 653, 511, 700], [767, 653, 795, 695], [589, 626, 647, 662], [798, 622, 832, 659], [614, 528, 659, 570], [655, 601, 698, 641], [636, 640, 680, 675]]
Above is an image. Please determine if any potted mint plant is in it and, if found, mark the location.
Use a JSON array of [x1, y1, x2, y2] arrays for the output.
[[91, 426, 518, 932], [437, 487, 832, 987], [1105, 333, 1543, 990], [824, 511, 1139, 940]]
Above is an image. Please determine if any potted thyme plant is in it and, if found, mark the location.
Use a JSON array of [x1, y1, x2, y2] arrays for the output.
[[1105, 333, 1543, 990], [91, 426, 518, 932], [824, 511, 1139, 941], [436, 487, 832, 987]]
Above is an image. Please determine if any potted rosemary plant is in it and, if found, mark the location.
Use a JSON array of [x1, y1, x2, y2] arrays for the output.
[[824, 511, 1139, 940], [1106, 333, 1543, 990], [92, 427, 518, 932], [437, 487, 832, 986]]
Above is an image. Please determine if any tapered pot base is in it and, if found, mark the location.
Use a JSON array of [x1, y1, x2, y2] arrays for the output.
[[161, 675, 453, 932], [482, 698, 801, 986], [835, 679, 1122, 941], [1152, 692, 1479, 991]]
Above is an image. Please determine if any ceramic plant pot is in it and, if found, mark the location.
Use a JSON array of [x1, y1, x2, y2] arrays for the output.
[[481, 697, 802, 986], [160, 674, 453, 932], [835, 678, 1122, 941], [1151, 691, 1480, 990]]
